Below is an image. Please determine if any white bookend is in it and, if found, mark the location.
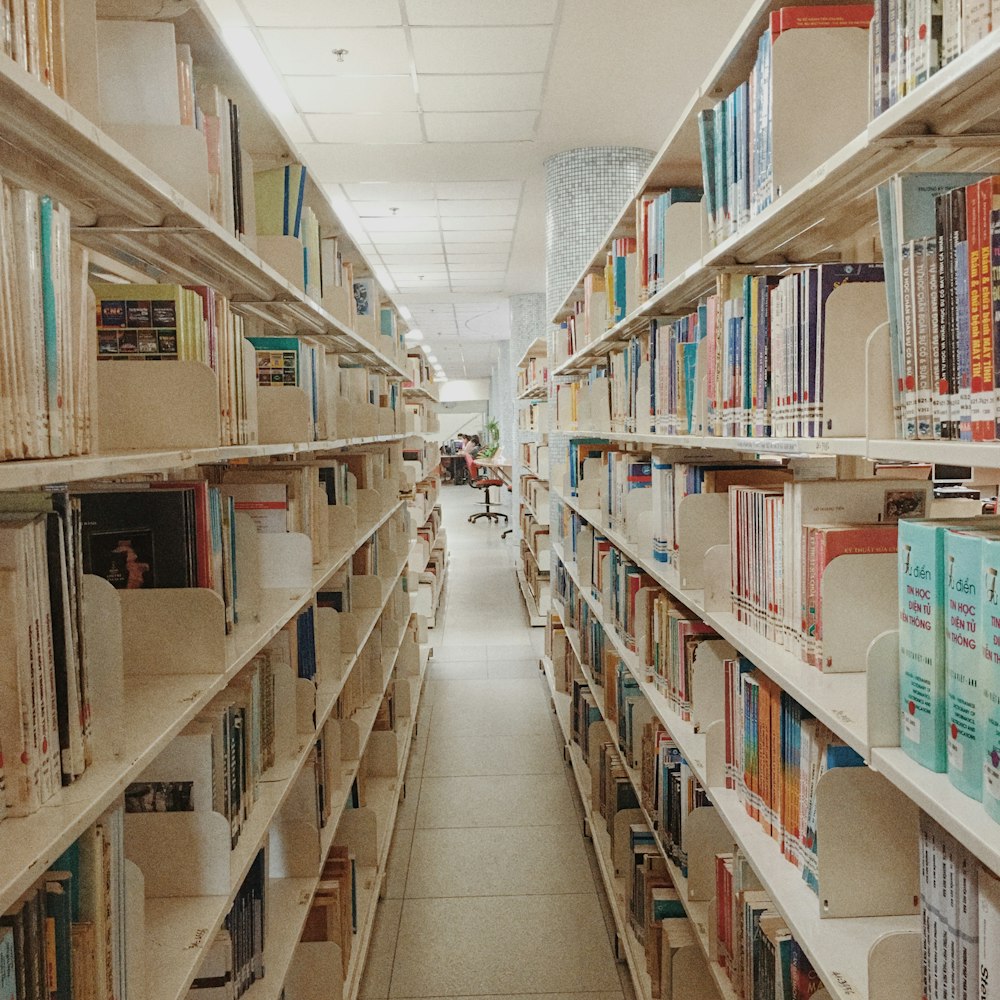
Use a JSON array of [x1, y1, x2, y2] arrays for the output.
[[771, 26, 870, 201], [96, 21, 181, 127], [97, 360, 222, 451], [256, 235, 306, 293], [365, 732, 399, 778], [821, 282, 889, 436], [123, 860, 146, 1000], [819, 553, 897, 672], [815, 767, 919, 917], [685, 805, 732, 901], [690, 638, 733, 732], [258, 532, 313, 590], [124, 811, 231, 896], [256, 386, 312, 446], [676, 493, 729, 590], [269, 768, 321, 879], [83, 575, 125, 759], [119, 590, 226, 675], [284, 942, 344, 1000], [335, 809, 378, 868]]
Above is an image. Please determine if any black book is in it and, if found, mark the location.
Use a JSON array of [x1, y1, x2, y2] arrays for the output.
[[78, 489, 198, 589]]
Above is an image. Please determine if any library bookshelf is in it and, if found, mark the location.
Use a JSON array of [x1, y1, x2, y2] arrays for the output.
[[515, 338, 551, 626], [543, 3, 1000, 1000], [0, 5, 442, 1000]]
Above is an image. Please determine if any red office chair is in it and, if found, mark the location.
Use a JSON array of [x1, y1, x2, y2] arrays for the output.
[[466, 453, 509, 524]]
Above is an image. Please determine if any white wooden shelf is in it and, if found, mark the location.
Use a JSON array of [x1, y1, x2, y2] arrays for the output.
[[0, 434, 408, 492], [515, 337, 548, 370], [517, 382, 549, 401], [0, 500, 409, 916], [549, 552, 922, 1000], [554, 490, 869, 756], [515, 566, 547, 627], [402, 383, 439, 402], [549, 620, 738, 1000], [555, 427, 1000, 466], [142, 551, 413, 1000]]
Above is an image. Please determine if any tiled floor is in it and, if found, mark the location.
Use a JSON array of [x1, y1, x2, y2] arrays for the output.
[[359, 484, 632, 1000]]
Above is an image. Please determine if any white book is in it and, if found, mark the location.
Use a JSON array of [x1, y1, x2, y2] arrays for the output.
[[96, 21, 182, 126], [980, 871, 1000, 1000]]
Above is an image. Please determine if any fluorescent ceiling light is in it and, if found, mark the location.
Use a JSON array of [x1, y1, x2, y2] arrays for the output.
[[399, 306, 413, 321], [404, 328, 423, 342], [427, 354, 438, 364], [371, 265, 396, 294], [325, 190, 368, 244]]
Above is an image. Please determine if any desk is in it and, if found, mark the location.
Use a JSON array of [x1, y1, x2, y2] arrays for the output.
[[440, 453, 466, 483]]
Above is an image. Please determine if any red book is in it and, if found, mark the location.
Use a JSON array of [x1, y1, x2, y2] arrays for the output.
[[772, 3, 874, 39], [977, 177, 998, 440], [969, 183, 986, 439]]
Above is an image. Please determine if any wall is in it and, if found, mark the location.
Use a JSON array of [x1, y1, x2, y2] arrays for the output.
[[438, 379, 490, 403]]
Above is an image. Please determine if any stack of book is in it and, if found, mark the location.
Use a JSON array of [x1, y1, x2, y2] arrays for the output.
[[1, 807, 131, 1000], [1, 1, 66, 94], [728, 478, 932, 666], [715, 847, 823, 1000], [699, 5, 873, 246], [897, 517, 1000, 813], [917, 812, 1000, 1000], [724, 657, 864, 892], [94, 282, 251, 447], [1, 183, 91, 461], [869, 0, 995, 116], [189, 850, 266, 1000], [877, 172, 1000, 442]]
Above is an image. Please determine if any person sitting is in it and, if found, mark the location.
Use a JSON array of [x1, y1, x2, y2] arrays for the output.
[[453, 434, 472, 484]]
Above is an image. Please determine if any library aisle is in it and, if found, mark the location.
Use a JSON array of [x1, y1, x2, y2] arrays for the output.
[[359, 484, 632, 1000]]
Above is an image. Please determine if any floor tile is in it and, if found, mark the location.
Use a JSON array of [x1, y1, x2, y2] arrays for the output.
[[486, 658, 543, 679], [422, 733, 564, 776], [415, 773, 578, 829], [396, 777, 420, 829], [388, 995, 623, 1000], [388, 894, 622, 997], [384, 826, 414, 899], [427, 658, 488, 680], [358, 897, 402, 999], [404, 825, 595, 898], [426, 699, 554, 736]]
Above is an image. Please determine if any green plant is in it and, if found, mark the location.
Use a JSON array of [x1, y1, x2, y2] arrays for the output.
[[479, 417, 501, 458]]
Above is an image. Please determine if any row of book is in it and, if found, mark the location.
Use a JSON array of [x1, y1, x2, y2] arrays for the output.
[[698, 6, 872, 247], [918, 812, 1000, 1000], [870, 0, 995, 116], [877, 172, 1000, 442], [1, 0, 64, 95], [897, 516, 1000, 811], [516, 355, 548, 395], [727, 478, 930, 670], [518, 398, 549, 433], [1, 180, 91, 461], [297, 845, 357, 980], [550, 609, 829, 1000], [187, 850, 267, 1000], [715, 847, 823, 1000], [724, 657, 864, 891], [125, 647, 285, 848], [1, 806, 131, 1000]]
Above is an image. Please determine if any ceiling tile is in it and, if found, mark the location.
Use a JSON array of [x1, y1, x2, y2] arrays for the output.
[[244, 0, 403, 26], [379, 253, 446, 263], [286, 75, 417, 114], [387, 261, 449, 272], [443, 242, 512, 254], [446, 254, 509, 267], [354, 200, 438, 217], [440, 215, 516, 231], [448, 270, 508, 278], [306, 112, 422, 143], [344, 182, 437, 200], [425, 111, 536, 143], [368, 239, 444, 252], [438, 199, 520, 217], [372, 232, 441, 245], [259, 27, 410, 76], [362, 216, 440, 232], [405, 0, 558, 26], [410, 27, 553, 74], [418, 73, 544, 113], [435, 181, 522, 200], [443, 230, 515, 243]]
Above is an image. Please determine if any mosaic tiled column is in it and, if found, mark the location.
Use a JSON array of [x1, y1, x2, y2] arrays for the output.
[[544, 146, 654, 321], [510, 293, 547, 360]]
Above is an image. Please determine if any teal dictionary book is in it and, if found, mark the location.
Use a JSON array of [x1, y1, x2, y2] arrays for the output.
[[944, 528, 1000, 799], [981, 537, 1000, 821]]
